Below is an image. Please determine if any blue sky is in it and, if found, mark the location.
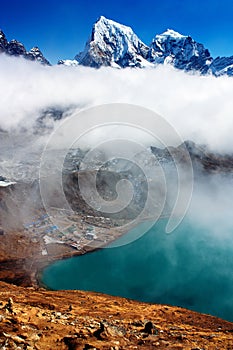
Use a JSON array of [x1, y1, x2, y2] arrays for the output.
[[0, 0, 233, 64]]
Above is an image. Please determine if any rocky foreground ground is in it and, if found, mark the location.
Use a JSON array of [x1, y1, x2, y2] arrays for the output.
[[0, 281, 233, 349]]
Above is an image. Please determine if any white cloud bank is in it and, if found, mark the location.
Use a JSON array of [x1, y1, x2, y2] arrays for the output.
[[1, 54, 233, 152]]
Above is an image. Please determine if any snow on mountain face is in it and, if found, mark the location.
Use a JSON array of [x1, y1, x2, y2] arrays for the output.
[[209, 56, 233, 76], [149, 29, 212, 73], [25, 47, 50, 65], [0, 29, 50, 65], [0, 30, 8, 52], [58, 59, 79, 67], [7, 39, 27, 56], [74, 16, 152, 68]]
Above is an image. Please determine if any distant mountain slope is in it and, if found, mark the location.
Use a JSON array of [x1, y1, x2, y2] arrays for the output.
[[0, 29, 50, 65]]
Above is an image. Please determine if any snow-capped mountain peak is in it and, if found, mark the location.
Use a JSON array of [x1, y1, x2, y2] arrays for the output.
[[0, 29, 50, 65], [74, 16, 152, 68], [148, 28, 212, 73], [93, 15, 137, 41], [26, 47, 51, 65], [156, 29, 186, 40]]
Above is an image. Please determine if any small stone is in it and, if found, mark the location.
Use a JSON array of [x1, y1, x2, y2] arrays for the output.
[[113, 341, 120, 345], [93, 322, 105, 340], [28, 333, 40, 342], [4, 298, 14, 313], [84, 344, 96, 349], [3, 332, 25, 344], [143, 321, 158, 335]]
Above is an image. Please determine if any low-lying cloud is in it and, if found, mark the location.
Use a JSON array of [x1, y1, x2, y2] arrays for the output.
[[1, 54, 233, 152]]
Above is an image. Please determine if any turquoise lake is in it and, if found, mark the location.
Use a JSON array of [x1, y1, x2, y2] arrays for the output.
[[41, 218, 233, 322]]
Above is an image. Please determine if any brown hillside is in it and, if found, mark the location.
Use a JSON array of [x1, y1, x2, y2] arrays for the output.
[[0, 281, 232, 349]]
